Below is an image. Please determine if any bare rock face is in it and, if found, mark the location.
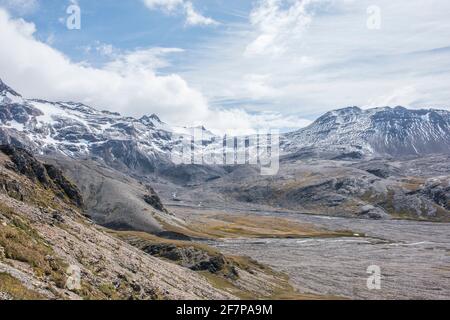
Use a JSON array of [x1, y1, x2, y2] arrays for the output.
[[143, 185, 168, 213], [141, 243, 231, 275], [43, 164, 84, 208], [0, 145, 83, 208], [283, 106, 450, 157], [358, 205, 389, 220], [407, 178, 450, 211], [0, 144, 49, 183]]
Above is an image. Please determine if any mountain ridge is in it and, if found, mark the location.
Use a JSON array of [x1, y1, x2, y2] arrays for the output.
[[1, 78, 450, 172], [283, 105, 450, 157]]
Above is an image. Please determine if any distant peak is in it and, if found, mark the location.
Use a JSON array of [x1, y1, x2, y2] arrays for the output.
[[0, 78, 21, 97], [140, 113, 163, 124], [335, 106, 362, 113]]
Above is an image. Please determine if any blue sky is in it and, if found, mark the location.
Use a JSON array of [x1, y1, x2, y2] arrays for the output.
[[1, 0, 450, 133]]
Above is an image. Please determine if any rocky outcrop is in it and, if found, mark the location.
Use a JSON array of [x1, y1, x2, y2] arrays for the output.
[[121, 234, 241, 281], [143, 185, 168, 213], [408, 179, 450, 211], [0, 145, 83, 208], [141, 243, 234, 276], [43, 164, 84, 208]]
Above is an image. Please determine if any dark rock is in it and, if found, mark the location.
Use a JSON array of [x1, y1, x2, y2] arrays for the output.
[[332, 152, 363, 160], [0, 144, 84, 208], [52, 212, 65, 223], [421, 181, 450, 210], [191, 255, 226, 273], [0, 144, 51, 185], [130, 281, 142, 293], [44, 164, 84, 208], [143, 186, 167, 213], [157, 231, 192, 241], [142, 243, 228, 275]]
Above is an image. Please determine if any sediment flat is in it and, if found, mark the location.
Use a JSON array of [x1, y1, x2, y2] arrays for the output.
[[196, 208, 450, 300]]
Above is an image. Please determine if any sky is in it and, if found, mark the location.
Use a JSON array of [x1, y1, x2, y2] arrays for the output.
[[0, 0, 450, 134]]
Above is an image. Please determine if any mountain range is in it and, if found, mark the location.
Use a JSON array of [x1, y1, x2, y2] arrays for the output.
[[1, 78, 449, 169], [1, 77, 449, 224], [1, 78, 449, 300]]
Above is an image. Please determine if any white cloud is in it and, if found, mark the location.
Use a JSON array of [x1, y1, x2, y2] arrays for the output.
[[245, 0, 315, 56], [181, 0, 450, 120], [96, 43, 115, 57], [45, 33, 55, 45], [104, 47, 185, 72], [366, 86, 421, 108], [242, 74, 280, 100], [0, 8, 208, 124], [143, 0, 184, 12], [183, 1, 217, 26], [0, 8, 304, 134], [142, 0, 218, 26], [199, 109, 312, 136]]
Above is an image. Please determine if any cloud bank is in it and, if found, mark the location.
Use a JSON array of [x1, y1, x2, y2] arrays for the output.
[[0, 8, 211, 123], [0, 8, 307, 135]]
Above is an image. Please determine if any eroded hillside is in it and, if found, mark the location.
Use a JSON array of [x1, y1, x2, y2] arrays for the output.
[[0, 145, 236, 300]]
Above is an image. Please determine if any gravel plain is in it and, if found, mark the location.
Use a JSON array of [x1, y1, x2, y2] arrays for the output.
[[208, 212, 450, 300]]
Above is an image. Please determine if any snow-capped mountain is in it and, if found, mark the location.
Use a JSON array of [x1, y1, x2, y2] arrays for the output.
[[283, 106, 450, 157], [0, 78, 22, 104], [0, 79, 200, 174], [1, 78, 450, 174]]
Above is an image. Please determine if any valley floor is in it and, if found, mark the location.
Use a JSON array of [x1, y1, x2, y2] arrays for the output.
[[187, 206, 450, 300]]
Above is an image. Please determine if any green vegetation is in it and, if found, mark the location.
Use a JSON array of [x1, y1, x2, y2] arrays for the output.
[[0, 273, 45, 300], [0, 203, 68, 290], [361, 190, 450, 222], [152, 211, 355, 240]]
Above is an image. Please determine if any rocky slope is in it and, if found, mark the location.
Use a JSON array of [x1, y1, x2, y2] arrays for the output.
[[159, 152, 450, 222], [283, 106, 450, 157], [1, 145, 313, 300], [214, 156, 450, 221], [41, 155, 171, 235], [0, 145, 235, 300]]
